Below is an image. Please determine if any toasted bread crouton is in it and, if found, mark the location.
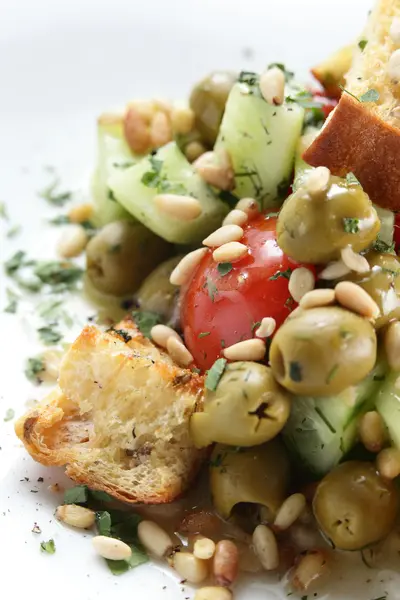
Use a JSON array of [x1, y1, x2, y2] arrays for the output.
[[304, 0, 400, 210], [15, 318, 205, 504], [311, 44, 354, 99]]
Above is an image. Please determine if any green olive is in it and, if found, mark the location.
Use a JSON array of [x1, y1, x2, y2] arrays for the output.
[[313, 461, 399, 550], [210, 440, 290, 520], [86, 220, 171, 296], [269, 307, 377, 396], [190, 361, 291, 448], [277, 177, 380, 264], [343, 250, 400, 328], [134, 255, 182, 326], [189, 71, 237, 146]]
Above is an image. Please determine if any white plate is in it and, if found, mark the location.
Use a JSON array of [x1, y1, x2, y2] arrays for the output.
[[2, 0, 399, 598]]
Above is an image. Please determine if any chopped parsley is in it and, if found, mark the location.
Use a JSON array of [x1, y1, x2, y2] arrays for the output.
[[358, 39, 368, 51], [0, 202, 9, 219], [360, 89, 380, 103], [64, 485, 89, 505], [4, 408, 15, 422], [109, 327, 133, 343], [343, 217, 360, 233], [38, 177, 72, 206], [112, 161, 135, 170], [252, 321, 262, 331], [206, 277, 218, 302], [25, 357, 45, 384], [205, 358, 227, 391], [96, 511, 112, 536], [34, 261, 83, 289], [372, 236, 396, 254], [6, 224, 21, 238], [289, 361, 302, 382], [37, 324, 62, 345], [326, 364, 339, 384], [269, 268, 292, 281], [49, 214, 71, 225], [238, 71, 259, 86], [4, 288, 19, 314], [4, 250, 28, 274], [338, 85, 361, 103], [141, 155, 163, 188], [131, 309, 161, 338], [346, 172, 360, 185], [40, 539, 56, 554], [107, 188, 117, 202], [217, 263, 233, 277], [198, 332, 210, 338]]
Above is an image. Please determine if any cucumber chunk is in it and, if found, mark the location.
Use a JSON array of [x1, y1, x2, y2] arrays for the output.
[[108, 142, 229, 244], [376, 371, 400, 449], [283, 361, 386, 476], [92, 122, 137, 226], [214, 81, 304, 210]]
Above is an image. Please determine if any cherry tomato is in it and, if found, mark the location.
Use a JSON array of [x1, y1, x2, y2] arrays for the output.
[[394, 213, 400, 251], [180, 215, 316, 371], [311, 90, 337, 120]]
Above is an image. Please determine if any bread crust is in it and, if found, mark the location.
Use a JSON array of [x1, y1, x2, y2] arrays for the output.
[[15, 319, 205, 504], [303, 94, 400, 211]]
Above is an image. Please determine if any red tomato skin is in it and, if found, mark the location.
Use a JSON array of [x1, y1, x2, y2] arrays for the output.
[[394, 213, 400, 251], [180, 215, 316, 371]]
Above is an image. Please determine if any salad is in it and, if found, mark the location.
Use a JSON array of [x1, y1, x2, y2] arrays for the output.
[[6, 1, 400, 599]]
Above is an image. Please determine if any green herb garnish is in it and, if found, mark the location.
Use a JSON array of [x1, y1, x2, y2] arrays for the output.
[[346, 172, 360, 185], [6, 224, 21, 238], [25, 357, 45, 384], [238, 71, 259, 86], [107, 188, 117, 202], [64, 485, 89, 505], [131, 310, 161, 338], [372, 236, 396, 254], [40, 539, 56, 554], [199, 332, 210, 338], [205, 358, 227, 391], [109, 327, 133, 343], [141, 156, 163, 188], [338, 84, 361, 103], [4, 288, 19, 314], [0, 202, 9, 219], [269, 268, 292, 281], [34, 261, 83, 289], [326, 364, 339, 384], [4, 408, 15, 422], [4, 250, 27, 274], [343, 217, 360, 233], [360, 89, 380, 103], [38, 177, 72, 206], [358, 39, 368, 51], [96, 511, 112, 536], [206, 277, 218, 302], [37, 325, 62, 345], [217, 263, 233, 277]]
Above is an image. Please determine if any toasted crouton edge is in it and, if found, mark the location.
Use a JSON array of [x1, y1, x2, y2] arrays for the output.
[[303, 93, 400, 211]]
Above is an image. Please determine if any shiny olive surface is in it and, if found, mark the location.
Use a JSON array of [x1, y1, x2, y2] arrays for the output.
[[313, 461, 399, 550], [134, 255, 182, 326], [190, 362, 291, 448], [344, 251, 400, 328], [189, 71, 237, 146], [210, 440, 290, 520], [269, 307, 377, 396], [86, 220, 171, 296], [277, 176, 380, 264]]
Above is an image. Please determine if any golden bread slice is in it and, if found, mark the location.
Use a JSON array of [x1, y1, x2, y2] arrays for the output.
[[304, 0, 400, 210], [15, 318, 205, 504]]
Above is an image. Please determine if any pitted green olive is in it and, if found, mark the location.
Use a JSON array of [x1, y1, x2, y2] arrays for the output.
[[189, 71, 237, 146], [313, 461, 399, 550], [86, 220, 171, 296], [190, 362, 291, 448], [134, 255, 182, 326], [210, 440, 290, 520], [269, 307, 377, 396], [344, 251, 400, 328], [277, 176, 380, 264]]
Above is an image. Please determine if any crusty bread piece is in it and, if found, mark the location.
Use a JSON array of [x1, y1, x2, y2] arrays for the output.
[[15, 318, 205, 504], [311, 44, 354, 99], [304, 0, 400, 210]]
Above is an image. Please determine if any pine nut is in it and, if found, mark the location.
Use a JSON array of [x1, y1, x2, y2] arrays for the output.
[[137, 520, 173, 558], [170, 248, 208, 286], [154, 194, 202, 221], [255, 317, 276, 338], [252, 525, 279, 571], [259, 67, 285, 105], [335, 281, 380, 319], [150, 324, 182, 349], [223, 209, 248, 227], [203, 224, 244, 247], [341, 246, 370, 273], [235, 198, 259, 219], [213, 540, 239, 587], [377, 447, 400, 479], [170, 106, 195, 135], [167, 337, 194, 367], [173, 551, 208, 584], [224, 338, 266, 361], [358, 411, 386, 453], [304, 166, 331, 198], [124, 105, 151, 154], [391, 106, 400, 120], [57, 225, 88, 258], [55, 504, 95, 529], [390, 17, 400, 45], [384, 321, 400, 370], [194, 587, 232, 600], [185, 141, 207, 163], [288, 268, 315, 303], [193, 537, 216, 560], [300, 288, 336, 309], [150, 111, 172, 148], [92, 536, 132, 561], [388, 49, 400, 80], [213, 241, 248, 263], [68, 203, 94, 224], [274, 494, 306, 531], [291, 549, 330, 592], [194, 153, 234, 191], [319, 259, 351, 280]]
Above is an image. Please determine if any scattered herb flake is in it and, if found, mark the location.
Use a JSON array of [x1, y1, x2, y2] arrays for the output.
[[40, 539, 56, 554], [24, 357, 45, 384], [38, 177, 72, 206], [141, 156, 163, 188], [205, 358, 227, 391], [269, 268, 293, 281], [107, 188, 117, 202], [217, 263, 233, 277], [0, 202, 8, 219], [4, 408, 15, 422], [358, 39, 368, 51], [6, 224, 21, 238], [338, 84, 360, 102], [113, 161, 135, 170], [360, 89, 380, 103], [109, 327, 133, 343], [346, 172, 360, 185], [289, 361, 302, 382], [326, 364, 339, 384], [34, 261, 83, 288], [37, 325, 62, 345], [206, 277, 218, 302], [238, 71, 259, 86], [90, 490, 114, 503], [106, 545, 148, 575], [96, 511, 112, 537], [198, 332, 210, 338], [252, 321, 262, 331], [372, 236, 396, 254], [4, 287, 19, 314], [343, 217, 360, 233], [49, 214, 70, 225], [131, 310, 161, 338], [64, 485, 89, 505], [4, 250, 27, 274]]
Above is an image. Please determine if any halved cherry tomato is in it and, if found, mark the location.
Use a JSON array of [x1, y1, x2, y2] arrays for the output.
[[394, 213, 400, 251], [180, 215, 316, 371], [311, 90, 337, 120]]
